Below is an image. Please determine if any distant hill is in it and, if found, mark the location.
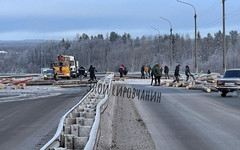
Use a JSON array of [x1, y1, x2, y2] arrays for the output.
[[0, 39, 58, 47]]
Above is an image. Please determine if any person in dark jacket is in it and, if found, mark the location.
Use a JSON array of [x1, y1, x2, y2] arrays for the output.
[[118, 65, 125, 78], [173, 64, 181, 83], [207, 70, 211, 74], [164, 65, 169, 79], [141, 65, 145, 79], [123, 66, 128, 76], [88, 65, 97, 81], [185, 64, 195, 81], [153, 64, 162, 86]]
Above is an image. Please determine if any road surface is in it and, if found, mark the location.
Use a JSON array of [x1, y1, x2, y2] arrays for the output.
[[0, 86, 89, 150], [131, 83, 240, 150]]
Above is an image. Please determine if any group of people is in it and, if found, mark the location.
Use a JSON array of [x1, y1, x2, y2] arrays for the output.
[[78, 65, 97, 82], [140, 64, 169, 86], [81, 63, 196, 84], [141, 63, 196, 85], [173, 64, 195, 83], [141, 65, 151, 79]]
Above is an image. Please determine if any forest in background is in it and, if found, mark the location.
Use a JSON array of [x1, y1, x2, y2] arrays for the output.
[[0, 30, 239, 74]]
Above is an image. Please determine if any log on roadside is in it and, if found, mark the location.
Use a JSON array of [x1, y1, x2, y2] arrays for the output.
[[208, 86, 219, 92], [173, 82, 182, 87], [186, 85, 211, 93], [202, 86, 211, 93], [207, 79, 216, 83], [181, 81, 189, 87], [59, 84, 88, 88], [165, 82, 174, 87], [54, 81, 80, 85], [26, 81, 54, 85], [0, 84, 6, 89]]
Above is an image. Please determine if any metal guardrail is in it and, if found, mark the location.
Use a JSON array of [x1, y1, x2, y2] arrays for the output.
[[41, 74, 113, 150]]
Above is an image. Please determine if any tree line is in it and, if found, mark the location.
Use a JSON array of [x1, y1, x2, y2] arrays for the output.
[[0, 30, 239, 74]]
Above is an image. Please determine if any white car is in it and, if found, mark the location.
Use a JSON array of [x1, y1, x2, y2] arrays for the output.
[[216, 69, 240, 97]]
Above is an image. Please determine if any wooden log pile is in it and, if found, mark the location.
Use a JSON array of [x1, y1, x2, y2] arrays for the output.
[[163, 73, 220, 93], [0, 84, 6, 89], [12, 83, 27, 90]]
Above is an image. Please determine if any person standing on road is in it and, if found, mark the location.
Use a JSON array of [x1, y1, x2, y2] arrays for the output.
[[185, 64, 195, 81], [150, 66, 155, 85], [153, 64, 162, 86], [144, 66, 149, 78], [88, 65, 97, 81], [141, 65, 145, 79], [164, 65, 169, 79], [173, 64, 181, 83]]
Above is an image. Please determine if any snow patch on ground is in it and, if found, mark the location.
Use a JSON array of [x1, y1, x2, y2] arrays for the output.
[[0, 85, 64, 103]]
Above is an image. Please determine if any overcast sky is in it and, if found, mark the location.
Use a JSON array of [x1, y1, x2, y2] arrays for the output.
[[0, 0, 239, 40]]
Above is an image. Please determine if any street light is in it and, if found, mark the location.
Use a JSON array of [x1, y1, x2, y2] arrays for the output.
[[176, 0, 198, 73], [159, 16, 173, 71], [151, 27, 161, 65], [222, 0, 226, 73]]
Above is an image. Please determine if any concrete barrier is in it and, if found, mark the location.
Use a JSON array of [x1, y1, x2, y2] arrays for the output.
[[41, 74, 113, 150]]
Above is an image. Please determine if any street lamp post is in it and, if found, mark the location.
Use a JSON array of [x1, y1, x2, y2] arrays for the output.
[[222, 0, 226, 73], [177, 0, 198, 73], [151, 27, 161, 65], [159, 16, 173, 71]]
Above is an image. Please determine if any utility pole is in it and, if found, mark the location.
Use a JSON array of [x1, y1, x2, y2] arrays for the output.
[[105, 48, 109, 72], [159, 16, 173, 71], [222, 0, 226, 73], [176, 0, 198, 73], [194, 13, 198, 74], [151, 27, 161, 65], [170, 28, 173, 71], [130, 41, 134, 71], [158, 36, 161, 65]]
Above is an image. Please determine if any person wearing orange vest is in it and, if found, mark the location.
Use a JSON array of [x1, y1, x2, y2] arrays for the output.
[[144, 66, 149, 78]]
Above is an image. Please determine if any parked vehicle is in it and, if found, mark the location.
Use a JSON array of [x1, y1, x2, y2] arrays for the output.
[[216, 69, 240, 97], [69, 56, 79, 78], [41, 68, 59, 81]]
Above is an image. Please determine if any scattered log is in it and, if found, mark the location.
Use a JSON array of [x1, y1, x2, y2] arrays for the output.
[[59, 84, 88, 88], [1, 78, 13, 84], [0, 84, 5, 89], [26, 81, 54, 85], [173, 82, 182, 87], [209, 86, 218, 92], [202, 86, 211, 93], [20, 83, 27, 89], [165, 82, 174, 87], [207, 80, 216, 83], [186, 85, 212, 93], [181, 81, 189, 87], [12, 83, 27, 90], [186, 85, 202, 90]]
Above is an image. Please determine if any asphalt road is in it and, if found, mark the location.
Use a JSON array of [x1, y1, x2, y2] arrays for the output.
[[0, 86, 89, 150], [132, 84, 240, 150]]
